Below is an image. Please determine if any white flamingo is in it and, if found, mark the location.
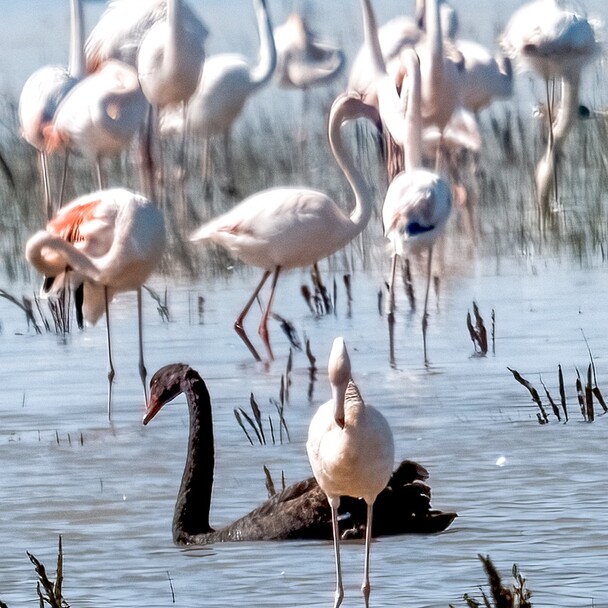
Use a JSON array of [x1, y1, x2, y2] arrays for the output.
[[307, 337, 394, 608], [161, 0, 276, 193], [501, 0, 600, 217], [190, 93, 380, 362], [43, 61, 149, 190], [25, 188, 166, 418], [18, 0, 85, 217]]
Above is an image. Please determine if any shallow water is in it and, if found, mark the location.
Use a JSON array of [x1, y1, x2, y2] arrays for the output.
[[2, 254, 608, 607], [3, 0, 608, 606]]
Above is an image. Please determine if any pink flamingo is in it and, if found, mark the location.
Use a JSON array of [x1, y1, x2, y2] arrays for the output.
[[25, 188, 166, 418], [190, 93, 380, 363]]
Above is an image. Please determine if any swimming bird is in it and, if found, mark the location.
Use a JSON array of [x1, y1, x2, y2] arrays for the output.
[[307, 337, 394, 608], [190, 93, 380, 362], [44, 61, 149, 190], [501, 0, 601, 218], [143, 362, 456, 545], [25, 188, 166, 418], [161, 0, 276, 194], [18, 0, 86, 217], [382, 51, 452, 366]]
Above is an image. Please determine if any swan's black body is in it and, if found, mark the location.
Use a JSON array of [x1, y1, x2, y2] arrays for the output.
[[144, 363, 457, 545]]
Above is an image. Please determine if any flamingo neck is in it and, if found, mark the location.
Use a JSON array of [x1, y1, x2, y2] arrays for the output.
[[553, 76, 579, 146], [249, 0, 277, 89], [360, 0, 386, 77], [173, 374, 215, 541], [403, 52, 422, 172], [164, 0, 181, 74], [25, 231, 101, 280], [328, 96, 377, 233], [68, 0, 86, 79]]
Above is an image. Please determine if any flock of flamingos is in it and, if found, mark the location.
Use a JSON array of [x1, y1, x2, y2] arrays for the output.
[[16, 0, 602, 605]]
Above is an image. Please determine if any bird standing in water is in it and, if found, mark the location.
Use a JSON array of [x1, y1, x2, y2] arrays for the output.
[[190, 94, 380, 363], [307, 337, 394, 608], [25, 188, 166, 418]]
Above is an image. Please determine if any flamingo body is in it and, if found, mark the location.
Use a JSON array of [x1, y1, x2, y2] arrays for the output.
[[383, 169, 452, 257], [191, 187, 361, 270], [45, 61, 148, 162], [85, 0, 208, 73], [136, 0, 207, 108]]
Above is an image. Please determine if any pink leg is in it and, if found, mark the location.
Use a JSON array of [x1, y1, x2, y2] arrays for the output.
[[235, 270, 271, 362], [258, 266, 281, 361]]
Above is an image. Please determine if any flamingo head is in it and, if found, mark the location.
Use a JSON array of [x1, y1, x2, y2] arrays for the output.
[[144, 363, 195, 424], [327, 337, 352, 429]]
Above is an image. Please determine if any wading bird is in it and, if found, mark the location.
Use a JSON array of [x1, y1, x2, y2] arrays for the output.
[[18, 0, 86, 217], [142, 362, 456, 545], [44, 61, 149, 190], [501, 0, 600, 218], [25, 188, 166, 418], [381, 51, 452, 366], [161, 0, 276, 195], [190, 93, 380, 362], [307, 338, 395, 608]]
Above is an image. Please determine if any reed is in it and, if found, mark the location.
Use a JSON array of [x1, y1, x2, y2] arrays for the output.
[[449, 554, 532, 608]]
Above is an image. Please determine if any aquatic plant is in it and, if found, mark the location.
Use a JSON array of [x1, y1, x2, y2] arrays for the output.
[[508, 344, 607, 423], [467, 301, 495, 356], [449, 554, 532, 608], [26, 536, 68, 608]]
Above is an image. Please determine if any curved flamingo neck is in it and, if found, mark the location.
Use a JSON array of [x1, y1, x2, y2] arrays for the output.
[[173, 373, 215, 542], [68, 0, 86, 79], [328, 96, 378, 233], [25, 231, 101, 280], [249, 0, 277, 89], [164, 0, 181, 74], [553, 76, 579, 146]]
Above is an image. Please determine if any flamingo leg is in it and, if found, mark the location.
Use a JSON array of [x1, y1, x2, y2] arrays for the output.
[[104, 286, 115, 421], [39, 151, 52, 220], [258, 266, 281, 362], [330, 502, 344, 608], [58, 151, 70, 208], [95, 157, 105, 190], [387, 252, 398, 367], [361, 502, 374, 607], [234, 270, 272, 362], [422, 246, 434, 367], [137, 287, 148, 404]]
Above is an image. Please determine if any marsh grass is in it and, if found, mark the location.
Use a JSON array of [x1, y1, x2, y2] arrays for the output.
[[449, 554, 532, 608], [2, 90, 608, 303]]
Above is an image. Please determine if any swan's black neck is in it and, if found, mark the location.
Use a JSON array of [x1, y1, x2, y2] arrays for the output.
[[173, 372, 215, 543]]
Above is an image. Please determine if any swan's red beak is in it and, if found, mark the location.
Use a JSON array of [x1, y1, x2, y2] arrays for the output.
[[143, 394, 162, 425]]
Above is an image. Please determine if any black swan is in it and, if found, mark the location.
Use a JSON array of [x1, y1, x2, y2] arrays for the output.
[[143, 363, 457, 545]]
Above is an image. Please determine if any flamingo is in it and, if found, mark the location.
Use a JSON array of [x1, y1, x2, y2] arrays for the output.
[[85, 0, 208, 74], [160, 0, 276, 194], [143, 362, 456, 545], [307, 337, 394, 608], [501, 0, 600, 218], [273, 12, 345, 91], [43, 61, 149, 190], [25, 188, 166, 418], [382, 50, 452, 366], [18, 0, 86, 217], [190, 93, 380, 363]]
